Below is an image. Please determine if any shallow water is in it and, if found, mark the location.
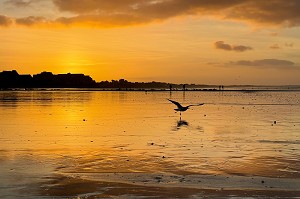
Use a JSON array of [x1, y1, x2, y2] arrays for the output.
[[0, 91, 299, 198]]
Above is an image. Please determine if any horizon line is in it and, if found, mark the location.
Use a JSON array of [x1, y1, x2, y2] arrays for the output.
[[1, 70, 300, 87]]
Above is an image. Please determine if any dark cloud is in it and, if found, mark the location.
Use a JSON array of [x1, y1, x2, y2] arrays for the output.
[[226, 0, 300, 27], [215, 41, 232, 51], [51, 0, 300, 27], [0, 15, 14, 26], [52, 0, 240, 15], [2, 0, 300, 28], [215, 41, 253, 52], [51, 0, 242, 27], [232, 45, 253, 52], [230, 59, 299, 70]]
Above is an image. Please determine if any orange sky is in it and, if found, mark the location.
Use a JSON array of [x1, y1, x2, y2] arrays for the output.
[[0, 0, 300, 84]]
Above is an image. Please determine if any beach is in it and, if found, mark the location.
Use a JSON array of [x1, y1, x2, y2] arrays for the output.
[[0, 90, 299, 198]]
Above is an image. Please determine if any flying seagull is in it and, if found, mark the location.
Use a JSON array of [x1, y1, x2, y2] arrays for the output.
[[168, 99, 204, 115]]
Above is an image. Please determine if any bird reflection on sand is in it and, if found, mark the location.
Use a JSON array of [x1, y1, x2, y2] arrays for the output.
[[173, 118, 204, 132], [172, 119, 189, 131], [177, 120, 189, 128]]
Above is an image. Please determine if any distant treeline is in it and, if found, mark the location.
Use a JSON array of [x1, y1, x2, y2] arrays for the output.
[[0, 70, 212, 89], [97, 79, 204, 89]]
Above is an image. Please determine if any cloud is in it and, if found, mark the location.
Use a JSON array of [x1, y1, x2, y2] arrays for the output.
[[269, 32, 279, 37], [52, 0, 240, 15], [15, 16, 48, 26], [215, 41, 232, 51], [0, 15, 14, 26], [226, 0, 300, 27], [232, 45, 253, 52], [215, 41, 253, 52], [50, 0, 241, 27], [2, 0, 300, 28], [230, 59, 300, 70], [51, 0, 300, 27], [269, 44, 281, 49], [269, 43, 295, 49], [55, 14, 148, 28], [0, 15, 49, 27], [285, 42, 294, 47], [5, 0, 32, 7]]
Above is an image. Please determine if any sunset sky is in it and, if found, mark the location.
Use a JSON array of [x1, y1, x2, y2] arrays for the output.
[[0, 0, 300, 85]]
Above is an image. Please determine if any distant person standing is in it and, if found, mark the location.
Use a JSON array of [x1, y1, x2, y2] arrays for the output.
[[183, 84, 186, 91], [169, 84, 172, 91]]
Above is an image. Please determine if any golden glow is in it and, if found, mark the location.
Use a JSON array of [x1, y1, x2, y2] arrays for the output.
[[0, 17, 300, 84]]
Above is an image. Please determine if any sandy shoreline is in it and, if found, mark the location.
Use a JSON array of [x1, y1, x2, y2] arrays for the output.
[[21, 173, 299, 198], [5, 172, 296, 198], [63, 172, 300, 191]]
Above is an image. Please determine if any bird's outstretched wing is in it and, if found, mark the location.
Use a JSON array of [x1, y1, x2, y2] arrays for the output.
[[187, 103, 204, 108], [167, 99, 183, 109]]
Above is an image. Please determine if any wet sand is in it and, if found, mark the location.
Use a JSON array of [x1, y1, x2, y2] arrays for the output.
[[1, 90, 300, 198], [17, 174, 300, 198], [1, 147, 299, 198]]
